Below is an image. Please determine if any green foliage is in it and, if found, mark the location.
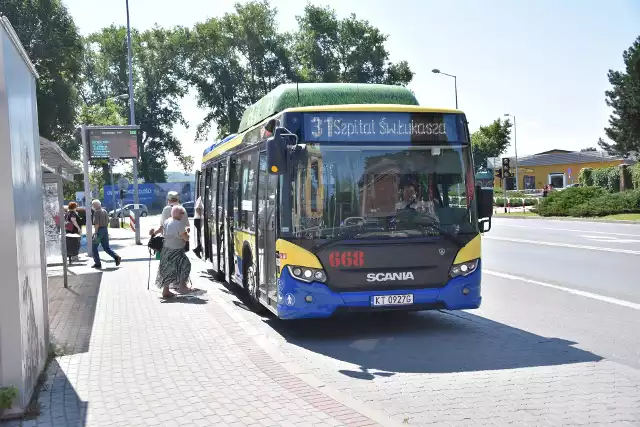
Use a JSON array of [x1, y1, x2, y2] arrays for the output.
[[493, 197, 537, 207], [470, 118, 513, 171], [631, 163, 640, 190], [578, 167, 593, 186], [536, 186, 606, 217], [0, 386, 18, 410], [0, 0, 84, 159], [568, 190, 640, 217], [185, 1, 414, 140], [81, 25, 191, 182], [598, 35, 640, 159], [591, 166, 620, 192]]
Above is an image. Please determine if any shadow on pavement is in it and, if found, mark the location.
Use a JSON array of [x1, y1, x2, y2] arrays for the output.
[[266, 310, 603, 375], [47, 272, 101, 355]]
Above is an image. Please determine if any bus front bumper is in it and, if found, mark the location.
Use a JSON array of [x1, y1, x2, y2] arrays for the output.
[[276, 261, 482, 320]]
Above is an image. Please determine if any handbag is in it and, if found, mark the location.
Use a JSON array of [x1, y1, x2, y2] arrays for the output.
[[148, 235, 164, 253]]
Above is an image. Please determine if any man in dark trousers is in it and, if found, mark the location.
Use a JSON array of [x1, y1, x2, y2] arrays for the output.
[[193, 195, 203, 258], [91, 199, 121, 269]]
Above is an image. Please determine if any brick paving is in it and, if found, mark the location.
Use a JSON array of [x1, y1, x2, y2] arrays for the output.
[[1, 229, 390, 427], [3, 226, 639, 426]]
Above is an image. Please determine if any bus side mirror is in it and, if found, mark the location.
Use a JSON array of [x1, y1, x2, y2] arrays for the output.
[[266, 127, 296, 175], [476, 186, 493, 232]]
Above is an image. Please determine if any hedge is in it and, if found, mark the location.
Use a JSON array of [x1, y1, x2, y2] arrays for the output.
[[494, 197, 538, 207], [568, 190, 640, 217], [591, 166, 620, 192], [578, 168, 593, 187], [632, 163, 640, 190], [536, 186, 606, 217]]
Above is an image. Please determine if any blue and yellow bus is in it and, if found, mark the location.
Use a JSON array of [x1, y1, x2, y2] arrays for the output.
[[197, 83, 494, 319]]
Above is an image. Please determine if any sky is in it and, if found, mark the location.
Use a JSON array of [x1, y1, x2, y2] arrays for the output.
[[61, 0, 640, 172]]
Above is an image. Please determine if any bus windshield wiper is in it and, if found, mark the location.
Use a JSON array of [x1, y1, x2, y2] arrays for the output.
[[313, 224, 379, 251]]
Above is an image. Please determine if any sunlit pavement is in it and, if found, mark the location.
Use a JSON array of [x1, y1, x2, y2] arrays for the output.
[[2, 217, 639, 426]]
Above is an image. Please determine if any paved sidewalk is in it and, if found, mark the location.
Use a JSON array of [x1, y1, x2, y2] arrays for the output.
[[1, 229, 391, 427]]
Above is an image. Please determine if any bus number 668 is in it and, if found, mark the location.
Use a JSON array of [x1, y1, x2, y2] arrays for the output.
[[329, 251, 365, 268]]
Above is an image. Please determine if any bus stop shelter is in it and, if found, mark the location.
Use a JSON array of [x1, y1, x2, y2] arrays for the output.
[[41, 136, 82, 288]]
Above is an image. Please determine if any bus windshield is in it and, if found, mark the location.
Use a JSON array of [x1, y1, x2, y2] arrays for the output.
[[290, 144, 477, 242]]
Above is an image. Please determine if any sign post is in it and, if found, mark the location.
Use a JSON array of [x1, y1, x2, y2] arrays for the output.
[[83, 125, 140, 241], [118, 177, 129, 228]]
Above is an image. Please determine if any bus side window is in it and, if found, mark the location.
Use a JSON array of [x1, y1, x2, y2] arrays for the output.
[[239, 152, 257, 232]]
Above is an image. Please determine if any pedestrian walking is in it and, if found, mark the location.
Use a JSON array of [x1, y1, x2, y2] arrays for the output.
[[64, 202, 82, 262], [154, 205, 192, 298], [91, 199, 122, 269], [193, 195, 204, 258]]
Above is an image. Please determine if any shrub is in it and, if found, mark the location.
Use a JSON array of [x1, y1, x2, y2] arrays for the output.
[[631, 163, 640, 190], [0, 386, 18, 410], [578, 167, 593, 186], [493, 197, 537, 207], [591, 166, 620, 192], [536, 186, 606, 217], [568, 190, 640, 217]]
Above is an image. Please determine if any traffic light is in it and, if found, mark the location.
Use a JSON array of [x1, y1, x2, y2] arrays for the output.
[[119, 189, 125, 199], [502, 157, 512, 178], [495, 168, 503, 179]]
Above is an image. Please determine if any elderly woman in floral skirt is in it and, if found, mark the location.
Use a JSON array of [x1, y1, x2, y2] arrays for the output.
[[153, 205, 193, 298]]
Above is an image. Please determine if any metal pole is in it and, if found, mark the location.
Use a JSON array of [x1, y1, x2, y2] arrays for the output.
[[82, 125, 93, 256], [57, 166, 68, 288], [454, 75, 458, 109], [109, 161, 117, 220], [513, 115, 518, 191], [126, 0, 141, 244]]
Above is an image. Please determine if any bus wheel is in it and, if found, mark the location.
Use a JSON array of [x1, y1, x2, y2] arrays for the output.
[[243, 260, 266, 314]]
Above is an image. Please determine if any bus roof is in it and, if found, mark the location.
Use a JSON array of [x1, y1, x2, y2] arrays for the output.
[[237, 83, 420, 133]]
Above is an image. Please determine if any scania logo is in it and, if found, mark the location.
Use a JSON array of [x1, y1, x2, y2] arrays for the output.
[[366, 272, 415, 282], [439, 248, 446, 255]]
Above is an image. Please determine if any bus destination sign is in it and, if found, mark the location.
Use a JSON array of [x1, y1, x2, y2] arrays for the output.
[[302, 112, 463, 143], [89, 128, 139, 159]]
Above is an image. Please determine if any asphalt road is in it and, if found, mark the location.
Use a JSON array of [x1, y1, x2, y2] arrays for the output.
[[181, 215, 640, 426]]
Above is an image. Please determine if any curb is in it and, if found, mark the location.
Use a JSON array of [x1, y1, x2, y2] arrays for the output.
[[188, 254, 403, 427], [493, 215, 640, 225]]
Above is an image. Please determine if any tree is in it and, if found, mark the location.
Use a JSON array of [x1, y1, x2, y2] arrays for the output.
[[186, 1, 414, 140], [63, 98, 127, 200], [471, 118, 513, 171], [185, 1, 295, 140], [581, 147, 598, 152], [293, 5, 413, 85], [80, 25, 192, 182], [598, 35, 640, 159], [0, 0, 83, 158]]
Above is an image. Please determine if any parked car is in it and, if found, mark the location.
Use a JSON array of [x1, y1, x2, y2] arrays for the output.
[[109, 204, 148, 218], [182, 201, 195, 217]]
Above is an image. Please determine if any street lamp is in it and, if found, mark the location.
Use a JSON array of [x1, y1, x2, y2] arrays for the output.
[[432, 69, 458, 109], [504, 113, 518, 190]]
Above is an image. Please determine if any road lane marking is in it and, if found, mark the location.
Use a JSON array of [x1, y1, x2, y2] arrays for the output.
[[484, 270, 640, 311], [580, 235, 640, 243], [496, 223, 640, 237], [484, 236, 640, 255]]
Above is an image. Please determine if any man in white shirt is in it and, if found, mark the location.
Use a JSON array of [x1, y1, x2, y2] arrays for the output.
[[150, 191, 190, 239], [193, 195, 204, 258]]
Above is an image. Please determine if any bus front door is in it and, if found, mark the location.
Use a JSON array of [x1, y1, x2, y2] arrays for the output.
[[258, 151, 278, 306]]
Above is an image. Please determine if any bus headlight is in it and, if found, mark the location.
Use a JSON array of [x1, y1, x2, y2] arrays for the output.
[[449, 259, 479, 278], [288, 265, 327, 283]]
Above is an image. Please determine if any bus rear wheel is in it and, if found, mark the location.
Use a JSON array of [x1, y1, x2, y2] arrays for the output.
[[243, 259, 266, 314]]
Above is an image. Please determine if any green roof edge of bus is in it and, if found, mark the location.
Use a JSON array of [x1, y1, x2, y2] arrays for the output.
[[238, 83, 420, 133]]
